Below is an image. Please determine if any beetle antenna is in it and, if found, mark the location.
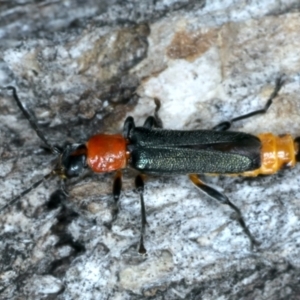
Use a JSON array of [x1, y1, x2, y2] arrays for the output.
[[0, 171, 54, 213], [5, 86, 57, 154]]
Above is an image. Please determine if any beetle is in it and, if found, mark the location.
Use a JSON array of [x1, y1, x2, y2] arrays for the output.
[[2, 77, 295, 253]]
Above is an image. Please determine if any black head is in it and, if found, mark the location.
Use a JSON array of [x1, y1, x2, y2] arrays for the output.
[[55, 144, 87, 178], [1, 87, 89, 213]]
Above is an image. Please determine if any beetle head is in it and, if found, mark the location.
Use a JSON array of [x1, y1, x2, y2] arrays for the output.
[[54, 143, 87, 178]]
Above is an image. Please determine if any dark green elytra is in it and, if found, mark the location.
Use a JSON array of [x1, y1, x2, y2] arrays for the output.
[[128, 127, 261, 175]]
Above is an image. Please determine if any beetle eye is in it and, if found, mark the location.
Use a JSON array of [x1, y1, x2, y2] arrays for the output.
[[65, 154, 87, 177]]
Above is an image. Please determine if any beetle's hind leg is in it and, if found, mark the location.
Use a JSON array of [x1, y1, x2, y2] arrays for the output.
[[189, 174, 259, 250], [213, 76, 285, 131]]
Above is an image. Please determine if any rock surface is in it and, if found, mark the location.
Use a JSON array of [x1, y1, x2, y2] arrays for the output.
[[1, 1, 300, 299]]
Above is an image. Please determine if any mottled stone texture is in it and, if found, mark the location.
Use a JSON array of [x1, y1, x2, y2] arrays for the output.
[[1, 1, 300, 299]]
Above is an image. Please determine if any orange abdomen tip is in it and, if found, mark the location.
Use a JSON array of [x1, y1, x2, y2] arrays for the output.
[[86, 134, 127, 173]]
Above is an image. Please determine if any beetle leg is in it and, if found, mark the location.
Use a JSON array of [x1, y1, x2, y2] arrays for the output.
[[135, 174, 147, 254], [123, 116, 135, 139], [143, 97, 163, 129], [213, 76, 285, 131], [111, 170, 122, 223], [143, 116, 159, 128], [189, 174, 259, 250]]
